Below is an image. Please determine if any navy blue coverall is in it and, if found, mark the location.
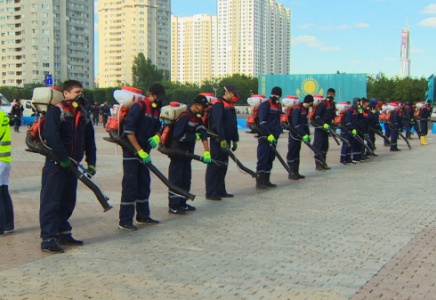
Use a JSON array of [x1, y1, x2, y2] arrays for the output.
[[287, 103, 310, 166], [168, 108, 207, 209], [353, 108, 366, 160], [205, 98, 238, 198], [256, 99, 282, 174], [420, 105, 431, 136], [340, 106, 358, 164], [404, 105, 414, 136], [313, 99, 335, 163], [40, 101, 96, 249], [119, 99, 161, 226], [390, 109, 403, 150]]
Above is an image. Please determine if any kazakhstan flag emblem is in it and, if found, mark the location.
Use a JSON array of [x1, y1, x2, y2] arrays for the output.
[[296, 78, 324, 100]]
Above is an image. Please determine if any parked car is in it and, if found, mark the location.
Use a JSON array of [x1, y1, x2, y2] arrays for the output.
[[0, 93, 12, 115]]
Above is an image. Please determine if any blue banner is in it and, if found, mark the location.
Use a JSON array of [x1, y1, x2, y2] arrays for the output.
[[259, 74, 367, 102], [426, 74, 434, 106]]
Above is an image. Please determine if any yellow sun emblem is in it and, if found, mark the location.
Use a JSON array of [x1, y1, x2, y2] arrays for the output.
[[296, 78, 324, 100]]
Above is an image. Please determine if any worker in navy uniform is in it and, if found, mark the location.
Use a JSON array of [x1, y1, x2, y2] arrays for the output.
[[39, 80, 96, 254], [11, 100, 24, 133], [205, 84, 239, 201], [313, 88, 336, 171], [100, 102, 112, 128], [365, 98, 383, 156], [403, 102, 414, 139], [286, 95, 314, 179], [118, 83, 165, 231], [390, 102, 403, 151], [255, 86, 283, 190], [168, 95, 211, 214], [419, 100, 431, 145], [92, 104, 100, 126], [340, 98, 359, 165], [360, 98, 370, 160]]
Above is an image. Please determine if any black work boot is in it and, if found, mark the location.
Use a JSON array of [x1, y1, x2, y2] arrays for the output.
[[323, 160, 331, 170], [384, 138, 389, 147], [264, 173, 277, 188], [255, 173, 268, 190], [315, 161, 325, 172], [296, 163, 305, 179], [288, 163, 299, 180]]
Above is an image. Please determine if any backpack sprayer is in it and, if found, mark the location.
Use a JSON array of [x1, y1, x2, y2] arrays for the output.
[[246, 94, 267, 132], [25, 87, 112, 212]]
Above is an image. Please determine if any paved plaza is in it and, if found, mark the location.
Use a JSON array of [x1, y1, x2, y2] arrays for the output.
[[1, 125, 436, 299]]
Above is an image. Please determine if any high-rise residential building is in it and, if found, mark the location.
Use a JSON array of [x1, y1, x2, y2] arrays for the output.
[[98, 0, 171, 88], [171, 14, 217, 85], [0, 0, 94, 88], [217, 0, 291, 78]]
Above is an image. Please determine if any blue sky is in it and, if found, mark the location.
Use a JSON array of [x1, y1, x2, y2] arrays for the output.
[[94, 0, 436, 79]]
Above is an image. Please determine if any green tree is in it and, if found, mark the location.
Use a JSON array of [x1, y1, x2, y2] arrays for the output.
[[131, 53, 167, 89]]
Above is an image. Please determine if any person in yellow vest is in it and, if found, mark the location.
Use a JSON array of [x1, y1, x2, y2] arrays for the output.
[[0, 98, 14, 237]]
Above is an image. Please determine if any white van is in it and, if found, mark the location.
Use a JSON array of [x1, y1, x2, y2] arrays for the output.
[[22, 99, 37, 125], [0, 93, 12, 115]]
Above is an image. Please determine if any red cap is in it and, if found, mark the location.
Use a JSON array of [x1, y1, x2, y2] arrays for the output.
[[122, 86, 143, 94], [49, 86, 61, 92], [286, 95, 298, 99], [251, 94, 266, 98], [170, 101, 180, 107]]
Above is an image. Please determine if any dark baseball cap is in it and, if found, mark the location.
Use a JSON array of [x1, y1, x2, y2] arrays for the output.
[[224, 84, 239, 95], [149, 83, 166, 101], [194, 95, 210, 107]]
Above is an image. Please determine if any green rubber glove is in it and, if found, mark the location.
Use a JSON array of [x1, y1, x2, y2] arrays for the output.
[[195, 133, 201, 142], [380, 130, 384, 135], [323, 124, 330, 130], [148, 135, 160, 149], [203, 151, 211, 163], [397, 128, 402, 133], [231, 141, 238, 151], [410, 119, 414, 122], [364, 134, 369, 138], [87, 165, 96, 176], [358, 108, 363, 113], [308, 135, 312, 143], [220, 140, 228, 151], [302, 134, 309, 142], [267, 134, 276, 144], [351, 129, 357, 136], [14, 115, 17, 118], [137, 149, 151, 164], [60, 158, 71, 169]]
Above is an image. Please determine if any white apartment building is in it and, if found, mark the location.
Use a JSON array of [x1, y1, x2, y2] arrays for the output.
[[0, 0, 94, 88], [171, 14, 217, 85], [98, 0, 171, 88], [217, 0, 290, 77]]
